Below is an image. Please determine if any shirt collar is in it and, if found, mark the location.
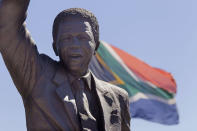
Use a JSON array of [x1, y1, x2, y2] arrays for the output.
[[68, 70, 92, 90]]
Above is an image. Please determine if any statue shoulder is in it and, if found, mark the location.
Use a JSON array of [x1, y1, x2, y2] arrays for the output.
[[40, 54, 56, 63], [98, 79, 129, 99], [39, 53, 59, 75], [110, 83, 129, 99]]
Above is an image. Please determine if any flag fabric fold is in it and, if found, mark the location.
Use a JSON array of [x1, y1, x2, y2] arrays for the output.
[[89, 41, 179, 125]]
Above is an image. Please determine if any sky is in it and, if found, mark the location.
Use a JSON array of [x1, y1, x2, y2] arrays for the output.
[[0, 0, 196, 130]]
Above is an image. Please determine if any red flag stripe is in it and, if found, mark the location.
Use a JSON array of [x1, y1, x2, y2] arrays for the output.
[[110, 45, 177, 93]]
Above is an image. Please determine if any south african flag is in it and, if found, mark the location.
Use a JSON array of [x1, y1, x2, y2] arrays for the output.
[[89, 41, 179, 125]]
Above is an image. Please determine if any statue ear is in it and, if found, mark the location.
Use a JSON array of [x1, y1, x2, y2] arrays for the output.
[[93, 43, 97, 55], [93, 50, 96, 55], [53, 42, 58, 56], [94, 40, 100, 52]]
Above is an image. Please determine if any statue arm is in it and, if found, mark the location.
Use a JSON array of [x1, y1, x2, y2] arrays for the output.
[[0, 0, 44, 99]]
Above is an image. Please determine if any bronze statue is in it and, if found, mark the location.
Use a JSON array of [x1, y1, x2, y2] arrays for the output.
[[0, 0, 131, 130]]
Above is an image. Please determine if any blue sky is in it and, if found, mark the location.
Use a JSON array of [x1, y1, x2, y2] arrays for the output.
[[0, 0, 196, 130]]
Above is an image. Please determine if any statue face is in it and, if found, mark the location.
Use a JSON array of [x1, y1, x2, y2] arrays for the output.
[[56, 16, 96, 76]]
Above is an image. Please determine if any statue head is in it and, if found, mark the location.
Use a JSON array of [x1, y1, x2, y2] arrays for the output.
[[52, 8, 99, 77]]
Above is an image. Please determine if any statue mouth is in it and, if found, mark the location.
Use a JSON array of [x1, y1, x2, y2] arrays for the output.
[[69, 54, 83, 59]]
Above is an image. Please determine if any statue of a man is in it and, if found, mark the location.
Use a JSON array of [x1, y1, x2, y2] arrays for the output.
[[0, 0, 130, 130]]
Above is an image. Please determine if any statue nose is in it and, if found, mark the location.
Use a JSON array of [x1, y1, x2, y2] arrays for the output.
[[73, 37, 80, 46], [68, 37, 81, 50]]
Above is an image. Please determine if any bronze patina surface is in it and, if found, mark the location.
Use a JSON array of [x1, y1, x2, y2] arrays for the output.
[[0, 0, 130, 130]]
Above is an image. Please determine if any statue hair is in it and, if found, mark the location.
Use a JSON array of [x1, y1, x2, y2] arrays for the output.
[[52, 8, 100, 55]]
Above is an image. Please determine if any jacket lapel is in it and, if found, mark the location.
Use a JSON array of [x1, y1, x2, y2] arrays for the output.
[[92, 74, 120, 131], [53, 69, 121, 131], [53, 67, 80, 130]]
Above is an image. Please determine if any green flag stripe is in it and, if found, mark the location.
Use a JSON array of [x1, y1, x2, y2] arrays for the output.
[[97, 42, 173, 100]]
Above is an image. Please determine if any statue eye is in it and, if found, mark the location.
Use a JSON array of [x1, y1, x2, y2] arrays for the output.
[[63, 36, 72, 41], [78, 35, 88, 41]]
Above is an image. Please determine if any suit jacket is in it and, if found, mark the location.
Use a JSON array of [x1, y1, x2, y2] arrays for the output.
[[0, 0, 130, 130]]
